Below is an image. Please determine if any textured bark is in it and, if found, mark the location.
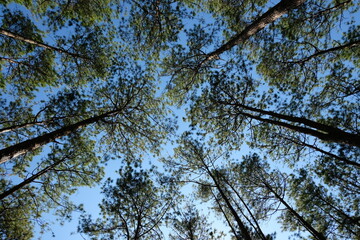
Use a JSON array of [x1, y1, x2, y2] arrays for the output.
[[0, 109, 121, 164], [202, 0, 306, 64], [0, 28, 90, 60]]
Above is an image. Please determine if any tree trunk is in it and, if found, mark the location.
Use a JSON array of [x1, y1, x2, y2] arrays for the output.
[[0, 156, 68, 200], [222, 175, 268, 240], [282, 135, 360, 168], [192, 145, 253, 239], [286, 39, 360, 64], [211, 189, 240, 240], [0, 28, 90, 60], [206, 168, 252, 240], [263, 181, 327, 240], [0, 109, 121, 164], [201, 0, 306, 64], [220, 100, 360, 147]]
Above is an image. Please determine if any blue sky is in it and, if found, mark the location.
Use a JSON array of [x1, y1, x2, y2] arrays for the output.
[[2, 1, 359, 239]]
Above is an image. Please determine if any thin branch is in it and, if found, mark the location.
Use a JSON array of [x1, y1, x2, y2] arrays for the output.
[[0, 28, 90, 60]]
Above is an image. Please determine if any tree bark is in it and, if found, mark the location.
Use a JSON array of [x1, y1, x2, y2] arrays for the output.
[[201, 0, 306, 64], [0, 156, 68, 200], [0, 28, 90, 60], [0, 109, 122, 164], [219, 100, 360, 147]]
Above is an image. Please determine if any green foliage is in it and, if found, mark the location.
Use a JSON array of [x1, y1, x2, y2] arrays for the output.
[[0, 0, 359, 238], [281, 169, 359, 239], [169, 203, 225, 240], [79, 160, 173, 240], [0, 180, 34, 240]]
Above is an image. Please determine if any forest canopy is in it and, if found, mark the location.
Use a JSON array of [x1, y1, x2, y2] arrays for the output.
[[0, 0, 359, 239]]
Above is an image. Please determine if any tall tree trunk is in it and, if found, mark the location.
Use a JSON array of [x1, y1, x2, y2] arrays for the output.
[[192, 144, 253, 239], [201, 0, 306, 65], [219, 100, 360, 147], [202, 162, 252, 240], [222, 175, 268, 240], [262, 181, 327, 240], [0, 109, 122, 164], [211, 172, 252, 240], [0, 115, 75, 134], [282, 135, 360, 168], [0, 28, 90, 60], [0, 156, 68, 200], [211, 189, 240, 240]]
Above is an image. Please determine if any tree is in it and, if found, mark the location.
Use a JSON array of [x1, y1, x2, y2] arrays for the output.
[[0, 107, 126, 164], [231, 154, 327, 240], [1, 0, 360, 238], [164, 0, 306, 98], [282, 168, 360, 239], [0, 0, 182, 236], [0, 131, 103, 238], [167, 134, 271, 240], [168, 203, 225, 240], [0, 179, 35, 240], [78, 160, 173, 240]]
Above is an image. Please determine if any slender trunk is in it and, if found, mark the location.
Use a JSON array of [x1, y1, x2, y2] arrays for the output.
[[0, 28, 90, 60], [227, 189, 263, 239], [0, 122, 47, 134], [193, 145, 252, 239], [263, 182, 326, 240], [223, 176, 268, 240], [0, 115, 75, 134], [207, 169, 252, 240], [220, 100, 360, 147], [225, 100, 348, 134], [0, 156, 68, 200], [243, 110, 360, 147], [287, 39, 360, 64], [201, 0, 306, 64], [282, 135, 360, 168], [0, 109, 121, 164], [133, 213, 142, 240], [211, 189, 240, 240]]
